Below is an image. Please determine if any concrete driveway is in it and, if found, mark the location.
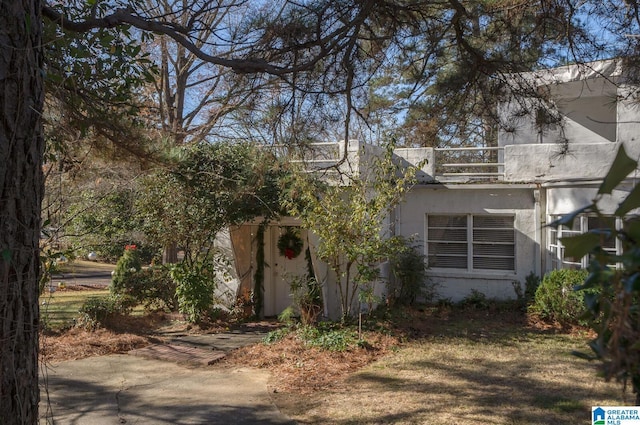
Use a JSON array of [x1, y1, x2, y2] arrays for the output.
[[39, 354, 295, 424]]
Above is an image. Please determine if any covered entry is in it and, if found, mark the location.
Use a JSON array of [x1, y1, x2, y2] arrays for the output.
[[263, 226, 310, 316], [230, 221, 312, 317]]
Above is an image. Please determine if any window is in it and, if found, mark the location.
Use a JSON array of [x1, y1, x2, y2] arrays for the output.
[[548, 214, 618, 270], [427, 214, 515, 272]]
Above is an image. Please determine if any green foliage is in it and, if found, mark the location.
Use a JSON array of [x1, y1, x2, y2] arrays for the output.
[[110, 246, 142, 294], [558, 144, 640, 404], [263, 327, 292, 345], [388, 238, 435, 306], [513, 272, 541, 310], [296, 323, 358, 352], [64, 189, 157, 263], [114, 265, 178, 312], [282, 141, 421, 319], [171, 260, 217, 323], [76, 295, 130, 330], [288, 272, 323, 325], [459, 289, 491, 310], [44, 7, 157, 157], [253, 224, 266, 315], [137, 142, 284, 266], [263, 322, 360, 352], [530, 269, 591, 326], [525, 272, 541, 303], [277, 306, 297, 324]]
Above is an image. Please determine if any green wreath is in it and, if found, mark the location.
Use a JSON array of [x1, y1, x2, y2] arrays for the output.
[[277, 228, 304, 260]]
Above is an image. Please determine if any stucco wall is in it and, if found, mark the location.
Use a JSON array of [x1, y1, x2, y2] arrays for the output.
[[393, 147, 435, 183], [497, 67, 632, 149], [504, 143, 619, 182], [396, 185, 538, 302], [616, 85, 640, 159], [546, 184, 634, 216]]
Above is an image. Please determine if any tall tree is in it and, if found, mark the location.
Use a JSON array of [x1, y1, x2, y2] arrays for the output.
[[137, 0, 254, 262], [0, 1, 44, 422]]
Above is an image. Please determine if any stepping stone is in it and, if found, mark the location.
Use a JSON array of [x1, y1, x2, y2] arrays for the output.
[[129, 344, 226, 366]]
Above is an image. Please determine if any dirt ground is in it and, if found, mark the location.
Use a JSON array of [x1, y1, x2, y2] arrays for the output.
[[40, 309, 403, 391], [41, 291, 600, 424], [40, 301, 536, 396]]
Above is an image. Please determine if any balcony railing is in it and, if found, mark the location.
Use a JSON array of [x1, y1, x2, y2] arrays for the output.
[[267, 141, 508, 182], [434, 147, 504, 180]]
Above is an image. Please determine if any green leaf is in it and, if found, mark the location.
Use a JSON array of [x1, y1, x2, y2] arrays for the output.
[[560, 232, 601, 259], [615, 184, 640, 216], [599, 144, 637, 195]]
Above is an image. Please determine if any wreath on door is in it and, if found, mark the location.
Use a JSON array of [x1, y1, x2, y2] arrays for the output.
[[277, 227, 304, 260]]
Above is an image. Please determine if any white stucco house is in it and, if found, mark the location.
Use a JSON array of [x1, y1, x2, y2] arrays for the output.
[[230, 59, 640, 318]]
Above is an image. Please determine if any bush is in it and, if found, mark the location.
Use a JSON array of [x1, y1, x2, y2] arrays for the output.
[[389, 240, 436, 306], [76, 295, 131, 330], [530, 269, 591, 326], [114, 265, 178, 312], [513, 272, 541, 310], [459, 289, 490, 310], [263, 327, 292, 344], [289, 274, 323, 325], [110, 245, 142, 294], [296, 323, 359, 352], [171, 260, 217, 323]]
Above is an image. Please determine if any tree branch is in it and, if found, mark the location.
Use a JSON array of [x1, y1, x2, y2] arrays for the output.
[[42, 5, 286, 75]]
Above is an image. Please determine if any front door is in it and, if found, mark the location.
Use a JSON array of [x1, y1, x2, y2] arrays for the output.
[[263, 226, 308, 317]]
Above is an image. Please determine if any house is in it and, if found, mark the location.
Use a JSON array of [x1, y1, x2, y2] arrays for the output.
[[230, 59, 639, 318]]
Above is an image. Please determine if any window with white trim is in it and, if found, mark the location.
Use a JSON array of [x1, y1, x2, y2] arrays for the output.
[[427, 214, 515, 272], [548, 215, 618, 270]]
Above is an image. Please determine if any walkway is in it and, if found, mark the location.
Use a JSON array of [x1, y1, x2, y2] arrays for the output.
[[39, 325, 295, 424]]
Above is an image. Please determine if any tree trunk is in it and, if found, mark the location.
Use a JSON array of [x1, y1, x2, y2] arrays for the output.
[[0, 0, 45, 423], [162, 242, 179, 264]]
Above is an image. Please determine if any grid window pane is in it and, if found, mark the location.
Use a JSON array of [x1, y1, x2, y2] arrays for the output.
[[427, 215, 468, 269], [427, 214, 515, 271], [472, 215, 515, 271]]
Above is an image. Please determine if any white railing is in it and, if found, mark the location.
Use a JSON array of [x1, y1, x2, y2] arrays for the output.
[[434, 146, 504, 180], [265, 142, 506, 182]]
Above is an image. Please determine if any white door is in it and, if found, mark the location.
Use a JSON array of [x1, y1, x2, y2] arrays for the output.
[[263, 226, 309, 317]]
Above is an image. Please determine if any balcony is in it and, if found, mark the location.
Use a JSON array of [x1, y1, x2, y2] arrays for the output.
[[278, 140, 625, 185]]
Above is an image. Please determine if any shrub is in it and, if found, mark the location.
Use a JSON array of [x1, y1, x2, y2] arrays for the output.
[[289, 273, 323, 325], [513, 272, 541, 310], [110, 245, 142, 294], [263, 327, 292, 344], [389, 240, 436, 306], [531, 269, 591, 326], [296, 323, 359, 352], [171, 260, 217, 323], [114, 265, 178, 312], [76, 295, 131, 330], [459, 289, 490, 310]]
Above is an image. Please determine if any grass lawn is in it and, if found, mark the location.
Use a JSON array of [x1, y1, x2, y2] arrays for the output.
[[40, 289, 109, 330], [272, 309, 625, 425]]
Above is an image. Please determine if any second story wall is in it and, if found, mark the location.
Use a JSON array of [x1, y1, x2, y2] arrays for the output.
[[497, 60, 631, 148]]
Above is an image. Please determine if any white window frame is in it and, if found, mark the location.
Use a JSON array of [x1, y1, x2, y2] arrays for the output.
[[426, 214, 516, 272], [548, 214, 620, 270]]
